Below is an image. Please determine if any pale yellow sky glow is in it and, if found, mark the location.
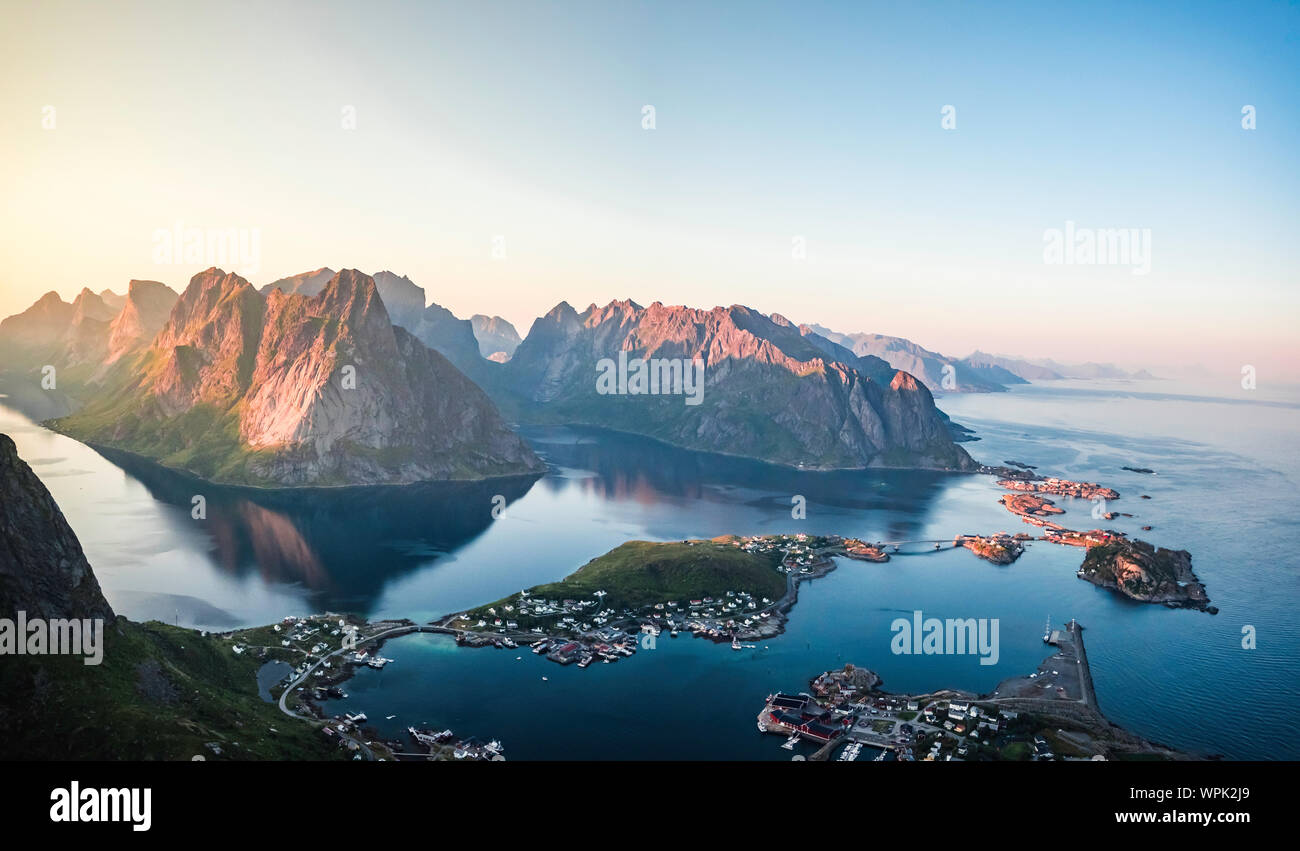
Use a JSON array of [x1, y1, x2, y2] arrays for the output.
[[1, 0, 1296, 382]]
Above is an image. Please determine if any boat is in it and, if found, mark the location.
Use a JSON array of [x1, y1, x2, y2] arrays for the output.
[[731, 636, 742, 651], [781, 733, 799, 750], [1042, 615, 1052, 643]]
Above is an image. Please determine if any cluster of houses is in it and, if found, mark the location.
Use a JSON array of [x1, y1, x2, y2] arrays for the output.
[[459, 585, 782, 648], [759, 693, 853, 743], [1047, 527, 1121, 548], [735, 532, 839, 573], [760, 675, 1039, 761], [999, 477, 1119, 501]]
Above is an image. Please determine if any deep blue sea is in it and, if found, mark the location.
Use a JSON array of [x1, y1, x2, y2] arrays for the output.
[[2, 378, 1296, 760]]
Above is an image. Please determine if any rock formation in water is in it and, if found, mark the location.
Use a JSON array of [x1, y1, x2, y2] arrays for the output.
[[1078, 538, 1215, 612]]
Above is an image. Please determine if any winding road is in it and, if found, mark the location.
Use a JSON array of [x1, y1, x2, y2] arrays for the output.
[[275, 623, 427, 761]]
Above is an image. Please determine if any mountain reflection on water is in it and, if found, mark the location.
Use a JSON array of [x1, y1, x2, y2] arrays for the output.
[[93, 444, 541, 614]]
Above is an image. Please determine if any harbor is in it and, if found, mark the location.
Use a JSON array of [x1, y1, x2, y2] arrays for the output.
[[754, 618, 1175, 761]]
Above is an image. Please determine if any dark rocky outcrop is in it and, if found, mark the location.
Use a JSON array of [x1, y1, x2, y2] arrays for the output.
[[0, 433, 114, 621], [1078, 538, 1216, 612]]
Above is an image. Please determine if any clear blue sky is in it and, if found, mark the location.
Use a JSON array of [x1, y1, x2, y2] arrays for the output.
[[1, 0, 1296, 377]]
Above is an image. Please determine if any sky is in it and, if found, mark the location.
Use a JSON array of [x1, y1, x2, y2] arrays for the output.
[[1, 0, 1297, 380]]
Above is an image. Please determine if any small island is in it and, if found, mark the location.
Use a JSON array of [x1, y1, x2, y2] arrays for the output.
[[1077, 539, 1216, 612], [439, 537, 819, 662]]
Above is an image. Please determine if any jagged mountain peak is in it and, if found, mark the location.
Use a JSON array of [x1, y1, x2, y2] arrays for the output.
[[261, 267, 337, 298], [504, 297, 975, 471], [470, 314, 522, 360], [545, 301, 579, 320], [55, 267, 541, 487]]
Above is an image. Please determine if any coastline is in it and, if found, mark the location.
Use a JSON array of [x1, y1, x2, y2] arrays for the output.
[[761, 620, 1192, 762]]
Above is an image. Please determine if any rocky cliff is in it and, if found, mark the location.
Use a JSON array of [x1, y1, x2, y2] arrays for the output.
[[1078, 538, 1215, 612], [0, 433, 114, 621], [0, 281, 179, 383], [503, 300, 976, 471], [471, 314, 522, 360], [52, 268, 543, 486], [0, 434, 346, 760], [0, 291, 76, 360], [265, 268, 493, 384], [104, 279, 179, 366]]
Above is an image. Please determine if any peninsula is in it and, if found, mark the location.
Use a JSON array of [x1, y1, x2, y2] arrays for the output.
[[758, 621, 1191, 761]]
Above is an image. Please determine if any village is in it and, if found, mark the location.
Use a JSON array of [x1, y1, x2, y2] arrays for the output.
[[758, 619, 1107, 762], [220, 613, 510, 761], [441, 533, 847, 666]]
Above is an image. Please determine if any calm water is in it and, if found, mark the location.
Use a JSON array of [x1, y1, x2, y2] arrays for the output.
[[1, 378, 1297, 760]]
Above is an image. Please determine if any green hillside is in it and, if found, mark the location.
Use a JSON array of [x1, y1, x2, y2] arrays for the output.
[[478, 539, 786, 616], [0, 618, 342, 761]]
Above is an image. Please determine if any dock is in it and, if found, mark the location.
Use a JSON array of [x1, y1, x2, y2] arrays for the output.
[[1070, 618, 1098, 710]]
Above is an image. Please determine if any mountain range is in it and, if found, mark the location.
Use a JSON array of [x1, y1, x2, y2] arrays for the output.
[[471, 314, 522, 362], [264, 268, 493, 385], [807, 326, 1157, 391], [4, 265, 1164, 485], [43, 268, 543, 486], [499, 300, 976, 471], [0, 281, 180, 379]]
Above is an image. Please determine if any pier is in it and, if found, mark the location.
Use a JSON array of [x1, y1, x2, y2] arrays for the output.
[[1071, 618, 1098, 710]]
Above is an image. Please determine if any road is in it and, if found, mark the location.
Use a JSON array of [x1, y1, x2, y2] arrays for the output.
[[275, 623, 425, 760]]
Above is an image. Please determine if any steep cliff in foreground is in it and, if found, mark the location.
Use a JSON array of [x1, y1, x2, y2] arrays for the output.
[[0, 434, 114, 621], [504, 300, 976, 471], [0, 433, 340, 760], [52, 268, 543, 487]]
